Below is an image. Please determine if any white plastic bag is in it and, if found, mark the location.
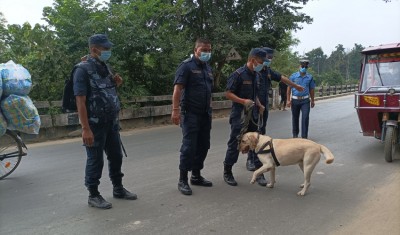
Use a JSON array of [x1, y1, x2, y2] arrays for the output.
[[0, 60, 32, 96], [1, 95, 40, 134]]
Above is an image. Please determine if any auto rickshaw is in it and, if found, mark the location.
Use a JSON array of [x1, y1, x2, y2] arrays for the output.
[[355, 43, 400, 162]]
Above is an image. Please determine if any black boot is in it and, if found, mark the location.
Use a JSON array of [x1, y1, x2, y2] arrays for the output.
[[88, 195, 112, 209], [190, 169, 213, 187], [255, 174, 268, 186], [113, 186, 138, 200], [178, 170, 192, 195], [223, 163, 237, 186], [88, 187, 112, 209], [246, 158, 256, 171]]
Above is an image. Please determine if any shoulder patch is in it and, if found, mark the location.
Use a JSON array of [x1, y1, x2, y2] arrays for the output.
[[235, 67, 245, 76], [183, 57, 193, 63]]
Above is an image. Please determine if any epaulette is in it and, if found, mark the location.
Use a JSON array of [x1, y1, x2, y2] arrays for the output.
[[182, 57, 193, 63], [234, 67, 246, 76]]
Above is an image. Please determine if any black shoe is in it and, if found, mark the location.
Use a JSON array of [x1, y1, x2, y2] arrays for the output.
[[223, 172, 238, 186], [88, 195, 112, 209], [178, 180, 192, 195], [190, 176, 213, 187], [246, 159, 256, 171], [113, 187, 137, 200], [293, 135, 298, 138], [256, 174, 268, 186]]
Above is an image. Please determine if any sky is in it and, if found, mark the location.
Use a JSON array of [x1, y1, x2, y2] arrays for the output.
[[0, 0, 399, 55]]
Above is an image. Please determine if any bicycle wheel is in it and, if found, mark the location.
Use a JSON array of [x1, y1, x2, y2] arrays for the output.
[[0, 130, 23, 180]]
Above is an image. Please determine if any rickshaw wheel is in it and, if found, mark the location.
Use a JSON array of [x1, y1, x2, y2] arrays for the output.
[[384, 126, 396, 163]]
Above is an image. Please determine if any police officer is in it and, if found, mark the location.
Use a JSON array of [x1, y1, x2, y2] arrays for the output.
[[171, 38, 213, 196], [246, 47, 304, 171], [287, 59, 316, 139], [278, 81, 288, 110], [74, 34, 137, 209], [223, 48, 268, 186]]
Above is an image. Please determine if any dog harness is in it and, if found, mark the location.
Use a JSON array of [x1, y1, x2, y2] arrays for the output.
[[256, 139, 280, 166]]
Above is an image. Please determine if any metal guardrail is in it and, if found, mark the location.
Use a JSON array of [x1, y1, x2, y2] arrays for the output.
[[33, 84, 358, 129]]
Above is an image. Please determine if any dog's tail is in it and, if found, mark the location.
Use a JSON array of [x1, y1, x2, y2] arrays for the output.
[[320, 145, 334, 164]]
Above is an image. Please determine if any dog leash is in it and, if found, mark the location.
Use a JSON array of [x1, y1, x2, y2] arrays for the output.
[[236, 102, 255, 150], [256, 139, 280, 166]]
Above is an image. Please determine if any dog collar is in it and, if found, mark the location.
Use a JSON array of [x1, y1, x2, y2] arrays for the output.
[[256, 139, 280, 167]]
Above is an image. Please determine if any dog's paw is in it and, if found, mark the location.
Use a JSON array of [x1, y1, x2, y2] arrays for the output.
[[266, 183, 274, 188], [250, 180, 256, 184], [297, 190, 306, 196]]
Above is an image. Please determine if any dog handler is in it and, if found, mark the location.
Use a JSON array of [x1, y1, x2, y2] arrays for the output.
[[223, 48, 269, 187], [171, 38, 213, 196], [246, 47, 303, 171]]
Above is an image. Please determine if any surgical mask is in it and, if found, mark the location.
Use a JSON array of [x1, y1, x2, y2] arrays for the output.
[[253, 63, 264, 72], [199, 52, 211, 62], [263, 60, 271, 67], [98, 50, 112, 62], [300, 67, 307, 73]]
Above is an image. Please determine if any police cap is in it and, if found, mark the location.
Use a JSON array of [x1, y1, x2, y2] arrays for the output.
[[262, 47, 274, 59], [249, 48, 268, 60], [89, 34, 114, 48]]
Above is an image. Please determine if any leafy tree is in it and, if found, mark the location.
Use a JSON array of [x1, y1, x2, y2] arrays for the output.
[[176, 0, 313, 90], [305, 47, 327, 75], [0, 13, 12, 63], [1, 0, 315, 102], [4, 23, 68, 100]]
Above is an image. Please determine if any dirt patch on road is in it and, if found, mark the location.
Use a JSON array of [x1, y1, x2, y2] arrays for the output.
[[330, 172, 400, 235]]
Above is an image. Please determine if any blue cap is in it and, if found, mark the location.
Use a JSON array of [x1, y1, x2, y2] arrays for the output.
[[89, 34, 114, 48], [249, 48, 267, 60], [262, 47, 274, 59]]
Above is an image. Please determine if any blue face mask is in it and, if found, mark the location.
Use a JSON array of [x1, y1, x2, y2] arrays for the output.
[[99, 50, 112, 62], [263, 60, 271, 67], [253, 62, 264, 72], [199, 52, 211, 62], [300, 67, 307, 73]]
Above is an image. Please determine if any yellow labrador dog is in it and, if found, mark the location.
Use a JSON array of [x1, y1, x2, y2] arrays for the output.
[[239, 132, 334, 196]]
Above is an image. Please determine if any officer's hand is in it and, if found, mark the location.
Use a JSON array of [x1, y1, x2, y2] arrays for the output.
[[114, 73, 123, 87], [82, 128, 94, 147], [243, 99, 254, 110], [287, 100, 291, 108], [295, 85, 305, 92], [171, 110, 180, 125], [259, 105, 265, 114], [311, 101, 315, 108]]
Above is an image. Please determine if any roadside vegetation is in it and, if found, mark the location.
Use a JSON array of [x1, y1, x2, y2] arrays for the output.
[[0, 0, 366, 102]]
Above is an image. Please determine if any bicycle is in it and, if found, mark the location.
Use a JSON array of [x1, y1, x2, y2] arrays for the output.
[[0, 129, 28, 180]]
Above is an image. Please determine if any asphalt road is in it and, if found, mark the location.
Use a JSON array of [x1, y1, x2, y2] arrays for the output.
[[1, 95, 399, 235]]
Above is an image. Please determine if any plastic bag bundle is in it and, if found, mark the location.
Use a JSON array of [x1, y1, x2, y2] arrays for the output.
[[0, 111, 6, 136], [0, 60, 32, 96], [1, 95, 41, 134]]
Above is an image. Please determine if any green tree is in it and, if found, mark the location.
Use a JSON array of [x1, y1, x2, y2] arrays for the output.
[[305, 47, 327, 76], [2, 0, 315, 102], [4, 23, 68, 100], [176, 0, 313, 90], [0, 13, 12, 63]]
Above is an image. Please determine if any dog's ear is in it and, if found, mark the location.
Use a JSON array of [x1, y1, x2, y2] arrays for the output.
[[249, 135, 258, 149]]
